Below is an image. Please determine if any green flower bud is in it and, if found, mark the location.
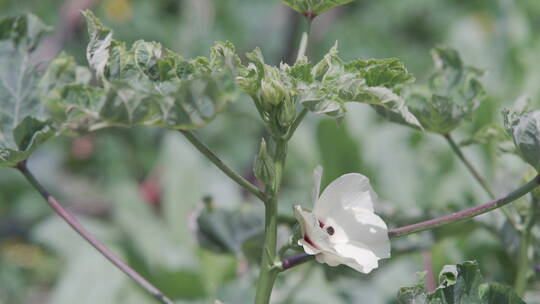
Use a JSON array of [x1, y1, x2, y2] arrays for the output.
[[254, 138, 275, 186], [259, 78, 285, 108], [278, 94, 296, 128]]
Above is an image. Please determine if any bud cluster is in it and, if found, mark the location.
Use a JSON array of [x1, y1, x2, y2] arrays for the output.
[[237, 49, 298, 137]]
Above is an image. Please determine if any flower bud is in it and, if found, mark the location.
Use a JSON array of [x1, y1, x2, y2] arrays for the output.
[[254, 138, 275, 186], [259, 78, 284, 108], [278, 94, 296, 128]]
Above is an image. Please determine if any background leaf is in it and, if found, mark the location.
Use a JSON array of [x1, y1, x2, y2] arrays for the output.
[[0, 14, 54, 167]]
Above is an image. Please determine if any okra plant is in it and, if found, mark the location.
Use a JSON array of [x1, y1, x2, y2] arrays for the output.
[[1, 0, 540, 303]]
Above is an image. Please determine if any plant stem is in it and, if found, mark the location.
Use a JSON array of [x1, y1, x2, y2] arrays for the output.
[[180, 130, 267, 201], [15, 160, 173, 304], [388, 175, 539, 238], [255, 139, 288, 304], [280, 175, 540, 270], [285, 108, 308, 140], [444, 133, 518, 229], [295, 18, 312, 62], [514, 197, 539, 296], [254, 14, 312, 303]]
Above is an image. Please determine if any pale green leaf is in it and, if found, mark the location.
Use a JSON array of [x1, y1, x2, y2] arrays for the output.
[[50, 11, 240, 133], [279, 0, 354, 17], [0, 14, 54, 167]]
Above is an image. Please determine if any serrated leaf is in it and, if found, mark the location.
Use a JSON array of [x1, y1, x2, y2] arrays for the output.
[[279, 0, 354, 17], [47, 11, 239, 133], [503, 109, 540, 171], [196, 204, 264, 255], [397, 261, 525, 304], [398, 47, 485, 134], [346, 58, 415, 88], [306, 44, 421, 127], [239, 43, 420, 128], [0, 14, 55, 167]]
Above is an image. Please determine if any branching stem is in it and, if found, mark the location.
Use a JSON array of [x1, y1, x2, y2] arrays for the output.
[[16, 160, 173, 304], [444, 133, 518, 229], [180, 130, 267, 201]]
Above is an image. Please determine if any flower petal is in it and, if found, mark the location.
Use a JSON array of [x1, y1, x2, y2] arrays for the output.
[[294, 206, 331, 254], [323, 208, 390, 258], [333, 242, 382, 273], [314, 173, 376, 217]]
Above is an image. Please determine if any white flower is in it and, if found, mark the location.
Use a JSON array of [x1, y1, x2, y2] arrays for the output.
[[294, 167, 390, 273]]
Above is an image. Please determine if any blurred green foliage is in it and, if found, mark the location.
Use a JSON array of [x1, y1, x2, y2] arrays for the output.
[[1, 0, 540, 303]]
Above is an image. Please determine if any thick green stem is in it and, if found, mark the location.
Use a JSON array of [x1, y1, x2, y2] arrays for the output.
[[15, 161, 173, 304], [514, 198, 539, 296], [444, 133, 518, 229], [295, 18, 312, 62], [254, 13, 311, 303], [180, 130, 267, 201], [255, 139, 287, 304]]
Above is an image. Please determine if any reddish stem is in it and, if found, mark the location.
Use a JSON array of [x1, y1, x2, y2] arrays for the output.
[[16, 160, 173, 304]]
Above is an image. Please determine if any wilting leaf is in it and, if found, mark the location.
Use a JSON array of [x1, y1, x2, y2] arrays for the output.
[[43, 11, 240, 134], [397, 261, 525, 304], [504, 109, 540, 171], [279, 0, 354, 17], [0, 14, 55, 167], [398, 47, 485, 134]]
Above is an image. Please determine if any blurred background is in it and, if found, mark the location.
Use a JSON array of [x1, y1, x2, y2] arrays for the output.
[[1, 0, 540, 303]]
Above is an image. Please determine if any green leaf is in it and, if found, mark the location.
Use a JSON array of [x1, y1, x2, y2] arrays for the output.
[[401, 47, 485, 134], [346, 58, 414, 88], [0, 14, 55, 167], [47, 11, 239, 133], [305, 44, 421, 127], [279, 0, 354, 17], [397, 261, 526, 304], [239, 43, 421, 129], [196, 203, 264, 255], [503, 109, 540, 171]]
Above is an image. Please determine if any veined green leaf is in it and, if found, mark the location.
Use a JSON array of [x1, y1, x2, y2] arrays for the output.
[[239, 43, 421, 128], [304, 44, 420, 127], [0, 14, 54, 167], [47, 11, 239, 133], [279, 0, 354, 17], [397, 261, 525, 304], [504, 108, 540, 171]]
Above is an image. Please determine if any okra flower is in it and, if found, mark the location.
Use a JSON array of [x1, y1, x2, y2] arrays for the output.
[[294, 167, 390, 273]]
